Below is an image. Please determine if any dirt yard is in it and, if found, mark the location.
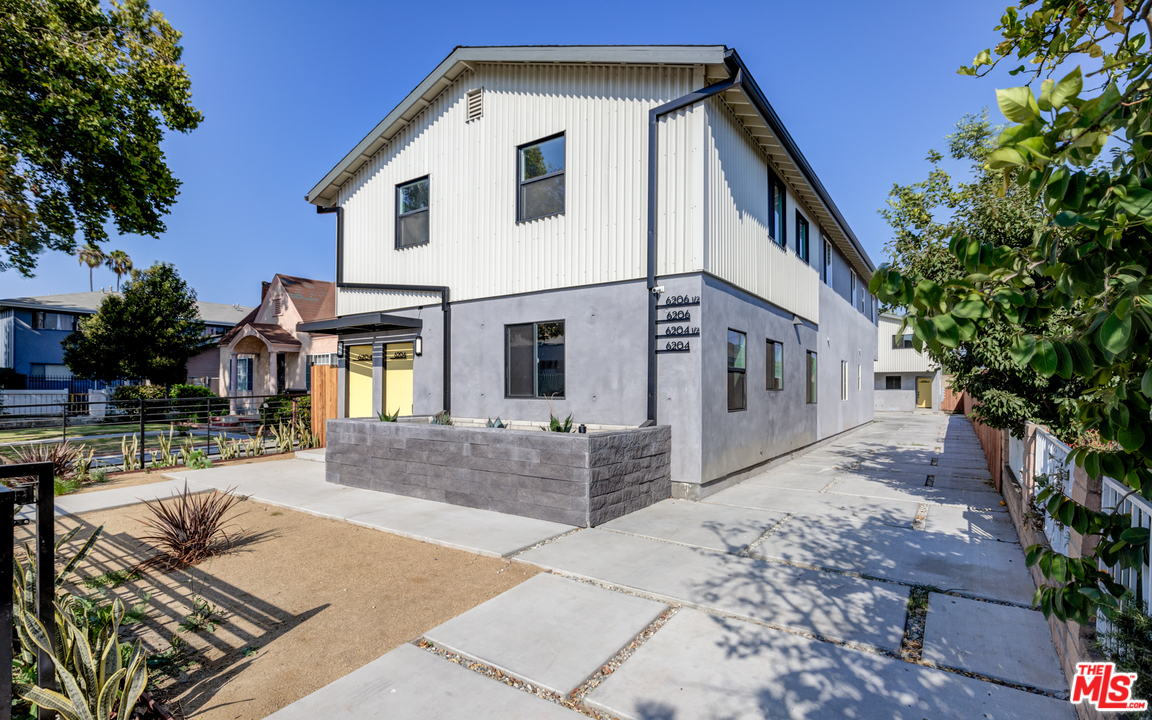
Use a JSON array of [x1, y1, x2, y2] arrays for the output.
[[24, 498, 539, 720]]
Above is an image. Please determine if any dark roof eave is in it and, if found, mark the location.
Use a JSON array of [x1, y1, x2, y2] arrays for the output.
[[296, 312, 423, 335]]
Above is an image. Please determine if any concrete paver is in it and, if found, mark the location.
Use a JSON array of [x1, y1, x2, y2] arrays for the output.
[[52, 478, 210, 516], [703, 483, 921, 528], [425, 573, 667, 695], [747, 515, 1035, 604], [262, 643, 578, 720], [585, 608, 1074, 720], [924, 504, 1019, 542], [923, 593, 1066, 693], [165, 460, 574, 557], [828, 475, 1003, 508], [598, 498, 786, 553], [516, 528, 910, 652], [741, 470, 837, 490]]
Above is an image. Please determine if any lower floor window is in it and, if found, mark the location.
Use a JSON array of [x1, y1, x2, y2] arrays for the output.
[[766, 339, 783, 390], [806, 351, 818, 404], [886, 375, 901, 390], [841, 360, 848, 401], [728, 329, 746, 411], [506, 321, 565, 398], [236, 357, 254, 392]]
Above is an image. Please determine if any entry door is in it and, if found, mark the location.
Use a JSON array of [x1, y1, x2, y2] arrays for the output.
[[347, 345, 374, 418], [384, 342, 414, 417], [916, 377, 932, 408]]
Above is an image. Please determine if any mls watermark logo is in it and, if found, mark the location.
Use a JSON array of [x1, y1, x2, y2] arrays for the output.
[[1071, 662, 1148, 712]]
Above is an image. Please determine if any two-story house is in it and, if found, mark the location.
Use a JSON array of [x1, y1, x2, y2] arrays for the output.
[[874, 313, 942, 412], [298, 45, 879, 498]]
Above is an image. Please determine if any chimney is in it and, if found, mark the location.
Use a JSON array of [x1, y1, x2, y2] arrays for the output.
[[261, 281, 271, 302]]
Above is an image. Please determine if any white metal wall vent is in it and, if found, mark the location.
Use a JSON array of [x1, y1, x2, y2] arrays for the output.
[[465, 88, 483, 122]]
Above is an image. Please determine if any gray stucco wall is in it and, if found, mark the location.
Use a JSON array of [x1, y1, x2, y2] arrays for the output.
[[325, 418, 670, 527], [814, 281, 876, 440]]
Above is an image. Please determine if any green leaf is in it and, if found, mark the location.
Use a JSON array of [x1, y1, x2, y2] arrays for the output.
[[1050, 553, 1067, 583], [996, 86, 1040, 122], [913, 317, 936, 344], [1118, 188, 1152, 219], [1050, 67, 1082, 108], [933, 315, 960, 348], [1098, 312, 1132, 355], [1117, 424, 1146, 452], [952, 298, 990, 319], [1067, 340, 1094, 376], [1085, 451, 1102, 480], [1053, 341, 1073, 379], [867, 269, 885, 296], [1142, 368, 1152, 398], [916, 279, 944, 308], [986, 147, 1028, 169], [1120, 527, 1151, 544], [1030, 338, 1058, 377], [1009, 334, 1037, 366], [964, 238, 982, 271], [1038, 77, 1055, 112]]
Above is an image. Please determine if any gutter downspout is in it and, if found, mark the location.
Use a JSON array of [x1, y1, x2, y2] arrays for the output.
[[315, 207, 451, 414], [646, 61, 742, 425]]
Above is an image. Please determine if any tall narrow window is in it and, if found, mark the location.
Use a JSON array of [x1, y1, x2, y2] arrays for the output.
[[806, 351, 818, 404], [768, 169, 786, 246], [823, 239, 833, 285], [841, 360, 848, 401], [518, 134, 565, 221], [766, 339, 783, 390], [727, 330, 747, 411], [396, 176, 430, 248], [505, 321, 565, 398], [795, 212, 810, 264], [236, 357, 253, 392], [857, 364, 862, 391]]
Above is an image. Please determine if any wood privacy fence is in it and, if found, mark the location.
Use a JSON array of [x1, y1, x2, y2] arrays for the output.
[[310, 365, 338, 446], [961, 396, 1004, 492]]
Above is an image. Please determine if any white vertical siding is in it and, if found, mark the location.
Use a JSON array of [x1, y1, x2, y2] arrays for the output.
[[0, 308, 12, 368], [337, 63, 699, 313], [876, 316, 934, 372], [701, 99, 820, 323]]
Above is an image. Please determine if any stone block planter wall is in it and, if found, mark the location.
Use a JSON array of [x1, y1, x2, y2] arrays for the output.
[[325, 419, 671, 527]]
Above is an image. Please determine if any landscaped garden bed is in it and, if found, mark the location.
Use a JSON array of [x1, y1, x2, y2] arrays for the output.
[[14, 490, 538, 719]]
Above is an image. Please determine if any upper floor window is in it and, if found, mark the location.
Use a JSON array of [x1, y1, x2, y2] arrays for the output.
[[795, 212, 810, 264], [32, 312, 76, 331], [823, 239, 833, 285], [893, 334, 915, 349], [203, 325, 228, 337], [506, 321, 565, 398], [396, 176, 430, 248], [768, 170, 786, 246], [727, 329, 746, 411], [518, 134, 565, 222]]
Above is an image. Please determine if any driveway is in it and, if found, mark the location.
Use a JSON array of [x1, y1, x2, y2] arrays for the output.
[[182, 413, 1074, 719]]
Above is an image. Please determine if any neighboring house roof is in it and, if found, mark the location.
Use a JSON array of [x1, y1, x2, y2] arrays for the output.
[[305, 44, 874, 277], [246, 323, 302, 348], [217, 307, 259, 345], [0, 291, 253, 325], [217, 275, 335, 347]]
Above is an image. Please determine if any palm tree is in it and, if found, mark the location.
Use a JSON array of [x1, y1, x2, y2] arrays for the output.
[[105, 250, 133, 291], [77, 245, 106, 292]]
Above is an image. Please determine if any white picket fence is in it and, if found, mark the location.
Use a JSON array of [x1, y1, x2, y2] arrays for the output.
[[1032, 427, 1076, 556], [1100, 476, 1151, 617], [0, 390, 70, 415]]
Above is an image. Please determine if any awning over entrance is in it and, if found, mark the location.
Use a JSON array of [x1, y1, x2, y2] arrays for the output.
[[296, 311, 423, 335]]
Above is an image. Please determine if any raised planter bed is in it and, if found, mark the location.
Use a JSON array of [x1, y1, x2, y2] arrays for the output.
[[325, 419, 671, 527]]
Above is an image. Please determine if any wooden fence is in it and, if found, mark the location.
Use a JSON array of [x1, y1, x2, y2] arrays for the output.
[[310, 365, 338, 447]]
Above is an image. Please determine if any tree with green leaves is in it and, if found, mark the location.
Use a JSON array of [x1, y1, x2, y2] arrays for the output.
[[105, 249, 132, 291], [0, 0, 202, 276], [880, 112, 1087, 440], [62, 262, 206, 386], [76, 243, 105, 292], [872, 0, 1152, 625]]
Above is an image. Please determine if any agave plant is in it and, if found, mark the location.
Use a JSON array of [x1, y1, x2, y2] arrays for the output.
[[432, 410, 452, 426], [9, 441, 81, 479], [543, 413, 574, 433], [15, 597, 148, 720], [135, 483, 242, 572], [378, 409, 400, 422], [486, 416, 507, 429]]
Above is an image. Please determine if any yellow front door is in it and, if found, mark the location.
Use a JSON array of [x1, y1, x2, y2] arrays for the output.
[[916, 377, 932, 409], [347, 345, 374, 418], [384, 342, 414, 417]]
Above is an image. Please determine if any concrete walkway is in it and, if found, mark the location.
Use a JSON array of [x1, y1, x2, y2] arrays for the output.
[[256, 413, 1072, 719]]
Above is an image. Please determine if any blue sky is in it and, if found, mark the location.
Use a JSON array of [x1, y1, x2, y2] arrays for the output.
[[5, 0, 1021, 307]]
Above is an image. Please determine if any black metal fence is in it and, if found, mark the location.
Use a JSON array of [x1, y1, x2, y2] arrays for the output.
[[2, 374, 131, 392], [0, 392, 311, 472]]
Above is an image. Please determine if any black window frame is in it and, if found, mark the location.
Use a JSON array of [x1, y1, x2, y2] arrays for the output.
[[823, 238, 833, 285], [516, 132, 566, 223], [395, 175, 430, 250], [892, 334, 915, 350], [727, 329, 747, 412], [504, 320, 566, 399], [886, 375, 902, 390], [795, 211, 810, 264], [32, 311, 75, 331], [768, 168, 786, 247], [766, 339, 783, 391], [806, 351, 818, 404]]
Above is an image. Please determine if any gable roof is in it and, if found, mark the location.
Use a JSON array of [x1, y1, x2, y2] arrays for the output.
[[0, 291, 253, 325], [276, 275, 335, 323], [305, 44, 874, 280]]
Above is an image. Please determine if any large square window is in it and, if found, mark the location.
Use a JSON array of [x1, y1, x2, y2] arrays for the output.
[[518, 134, 565, 221], [766, 339, 783, 391], [806, 351, 818, 404], [728, 329, 746, 411], [886, 375, 901, 390], [506, 321, 565, 398], [396, 177, 430, 248], [795, 212, 810, 264]]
